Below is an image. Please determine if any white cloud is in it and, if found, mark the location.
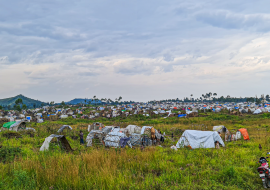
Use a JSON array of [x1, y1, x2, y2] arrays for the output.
[[1, 0, 270, 102]]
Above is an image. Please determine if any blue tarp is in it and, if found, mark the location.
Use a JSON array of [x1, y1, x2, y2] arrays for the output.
[[178, 114, 186, 118]]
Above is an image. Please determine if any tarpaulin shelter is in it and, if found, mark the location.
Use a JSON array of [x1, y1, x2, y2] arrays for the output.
[[3, 121, 16, 129], [40, 134, 72, 151], [86, 130, 105, 147], [237, 128, 250, 140], [176, 130, 225, 149], [104, 131, 132, 148], [57, 125, 72, 133], [2, 120, 27, 132]]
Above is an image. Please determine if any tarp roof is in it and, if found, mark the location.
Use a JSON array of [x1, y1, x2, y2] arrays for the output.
[[3, 121, 16, 129]]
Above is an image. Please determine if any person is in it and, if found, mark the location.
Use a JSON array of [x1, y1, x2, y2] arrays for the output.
[[79, 131, 84, 145]]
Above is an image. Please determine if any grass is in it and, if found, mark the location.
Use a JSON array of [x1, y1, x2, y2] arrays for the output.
[[0, 113, 270, 189]]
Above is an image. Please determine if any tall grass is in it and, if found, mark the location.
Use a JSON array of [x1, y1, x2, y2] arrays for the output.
[[0, 113, 270, 189]]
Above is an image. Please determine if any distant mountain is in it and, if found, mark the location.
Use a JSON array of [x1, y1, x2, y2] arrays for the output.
[[65, 98, 101, 105], [0, 94, 46, 109]]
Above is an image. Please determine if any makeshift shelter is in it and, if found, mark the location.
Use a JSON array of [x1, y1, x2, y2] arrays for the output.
[[86, 130, 105, 147], [236, 128, 250, 140], [57, 125, 72, 133], [40, 134, 72, 151], [1, 120, 27, 132], [104, 131, 132, 148], [176, 130, 225, 149], [130, 133, 142, 146], [213, 125, 231, 141], [253, 109, 262, 114]]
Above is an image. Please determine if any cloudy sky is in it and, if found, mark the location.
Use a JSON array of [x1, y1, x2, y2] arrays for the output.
[[1, 0, 270, 102]]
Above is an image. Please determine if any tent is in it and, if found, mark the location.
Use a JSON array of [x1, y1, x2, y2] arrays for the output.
[[237, 128, 250, 140], [40, 134, 72, 151], [86, 130, 105, 147], [176, 130, 225, 149], [104, 131, 131, 148], [57, 125, 72, 133], [3, 121, 16, 129], [2, 120, 27, 131], [253, 109, 262, 114]]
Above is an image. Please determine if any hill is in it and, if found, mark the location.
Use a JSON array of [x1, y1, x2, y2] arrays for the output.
[[65, 98, 101, 105], [0, 94, 45, 109]]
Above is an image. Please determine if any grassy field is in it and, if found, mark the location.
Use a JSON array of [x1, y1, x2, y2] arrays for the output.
[[1, 113, 270, 189]]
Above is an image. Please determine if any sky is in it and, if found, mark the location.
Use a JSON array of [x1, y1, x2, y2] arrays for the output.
[[1, 0, 270, 102]]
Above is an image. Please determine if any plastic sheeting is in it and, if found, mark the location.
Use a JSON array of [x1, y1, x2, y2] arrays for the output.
[[126, 125, 141, 135], [40, 136, 54, 151], [253, 109, 262, 114], [238, 128, 250, 140], [176, 130, 225, 149], [57, 125, 72, 133], [104, 131, 131, 148], [86, 130, 104, 147]]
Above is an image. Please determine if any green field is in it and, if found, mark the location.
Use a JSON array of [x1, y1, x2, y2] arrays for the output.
[[1, 113, 270, 189]]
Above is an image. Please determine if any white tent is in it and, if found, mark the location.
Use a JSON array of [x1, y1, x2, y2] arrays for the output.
[[104, 131, 131, 148], [253, 109, 262, 114], [176, 130, 225, 149]]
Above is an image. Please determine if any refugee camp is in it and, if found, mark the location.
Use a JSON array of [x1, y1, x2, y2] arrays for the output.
[[0, 93, 269, 189], [1, 0, 270, 189]]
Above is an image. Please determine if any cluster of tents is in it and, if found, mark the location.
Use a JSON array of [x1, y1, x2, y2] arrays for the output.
[[37, 122, 250, 151]]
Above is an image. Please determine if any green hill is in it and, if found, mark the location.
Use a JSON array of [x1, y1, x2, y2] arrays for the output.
[[0, 94, 46, 109]]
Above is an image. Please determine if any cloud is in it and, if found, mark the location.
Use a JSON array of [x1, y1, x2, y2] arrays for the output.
[[196, 10, 270, 32], [1, 0, 270, 102]]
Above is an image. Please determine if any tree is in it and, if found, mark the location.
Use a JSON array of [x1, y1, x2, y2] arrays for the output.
[[0, 105, 2, 110], [22, 104, 27, 110], [50, 101, 54, 106], [61, 101, 65, 107], [16, 105, 21, 112], [118, 96, 122, 102], [266, 94, 270, 100], [15, 98, 23, 105]]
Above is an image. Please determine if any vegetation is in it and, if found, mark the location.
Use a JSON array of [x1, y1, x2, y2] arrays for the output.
[[0, 113, 269, 189], [0, 94, 45, 109]]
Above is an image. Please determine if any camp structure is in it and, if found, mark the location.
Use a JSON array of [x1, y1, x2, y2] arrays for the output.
[[176, 130, 225, 149], [213, 125, 231, 141], [40, 134, 72, 152], [57, 125, 72, 133], [235, 128, 250, 140], [1, 120, 27, 132], [104, 130, 132, 148], [86, 130, 106, 147]]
